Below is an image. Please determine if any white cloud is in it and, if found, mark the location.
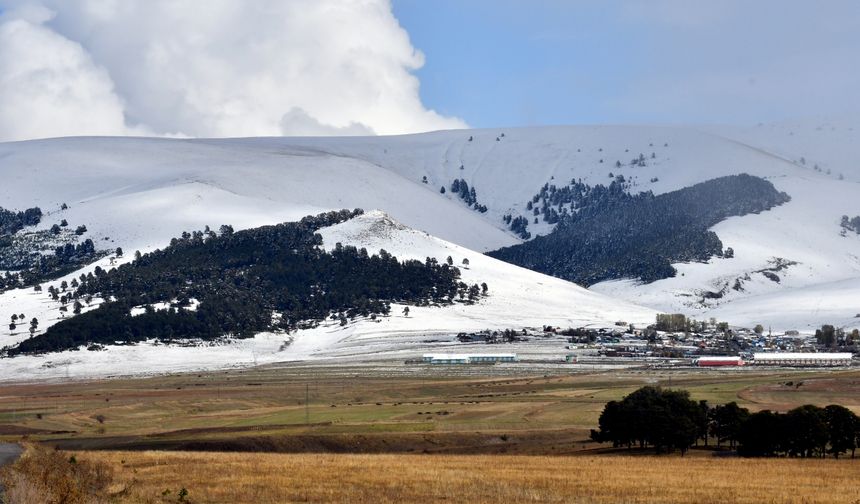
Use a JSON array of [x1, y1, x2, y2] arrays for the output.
[[279, 107, 374, 136], [0, 0, 465, 141], [0, 15, 138, 141]]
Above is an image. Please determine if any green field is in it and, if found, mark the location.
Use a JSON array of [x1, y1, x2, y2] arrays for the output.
[[1, 364, 858, 454]]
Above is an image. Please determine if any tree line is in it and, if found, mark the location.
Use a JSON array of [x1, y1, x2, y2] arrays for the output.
[[490, 174, 791, 286], [591, 386, 860, 458], [1, 236, 106, 293]]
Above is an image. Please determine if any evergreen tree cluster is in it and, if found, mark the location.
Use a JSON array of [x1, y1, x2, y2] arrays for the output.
[[502, 215, 531, 239], [489, 174, 790, 286], [0, 206, 42, 235], [456, 327, 522, 343], [654, 313, 685, 332], [592, 386, 860, 458], [839, 215, 860, 235], [736, 404, 859, 458], [591, 386, 705, 455], [652, 313, 713, 333], [528, 177, 633, 226], [7, 210, 472, 356], [1, 223, 105, 292], [449, 179, 487, 213], [814, 324, 858, 348], [1, 244, 105, 291], [502, 177, 633, 237]]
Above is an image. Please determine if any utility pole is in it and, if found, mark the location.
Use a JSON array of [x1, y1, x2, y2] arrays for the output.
[[305, 383, 309, 425]]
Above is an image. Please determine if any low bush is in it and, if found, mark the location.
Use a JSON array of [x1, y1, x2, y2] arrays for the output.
[[0, 444, 114, 504]]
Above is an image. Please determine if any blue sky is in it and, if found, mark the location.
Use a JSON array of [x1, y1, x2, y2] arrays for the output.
[[393, 0, 860, 128]]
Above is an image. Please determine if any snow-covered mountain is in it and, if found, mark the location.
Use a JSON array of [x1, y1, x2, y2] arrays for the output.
[[1, 120, 858, 378], [284, 124, 860, 331]]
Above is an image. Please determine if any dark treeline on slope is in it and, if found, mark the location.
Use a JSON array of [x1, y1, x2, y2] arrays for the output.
[[1, 238, 104, 288], [0, 206, 42, 235], [489, 174, 790, 285], [450, 179, 488, 213], [502, 215, 531, 239], [526, 176, 633, 227], [503, 177, 632, 239], [1, 203, 105, 291], [592, 386, 860, 458], [8, 210, 472, 356]]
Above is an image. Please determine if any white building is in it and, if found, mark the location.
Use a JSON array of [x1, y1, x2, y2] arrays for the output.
[[752, 352, 853, 367], [421, 353, 517, 365]]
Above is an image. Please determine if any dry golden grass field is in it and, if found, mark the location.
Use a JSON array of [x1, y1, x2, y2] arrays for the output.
[[76, 450, 860, 503], [1, 366, 860, 503]]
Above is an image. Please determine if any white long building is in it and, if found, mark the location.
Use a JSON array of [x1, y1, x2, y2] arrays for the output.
[[421, 353, 517, 365], [752, 352, 853, 367]]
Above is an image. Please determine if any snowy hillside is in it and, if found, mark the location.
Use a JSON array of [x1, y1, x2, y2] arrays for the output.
[[0, 211, 655, 380], [706, 117, 860, 184], [318, 210, 654, 330], [1, 121, 859, 378]]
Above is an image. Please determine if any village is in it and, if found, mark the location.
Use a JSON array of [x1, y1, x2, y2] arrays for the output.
[[418, 315, 858, 369]]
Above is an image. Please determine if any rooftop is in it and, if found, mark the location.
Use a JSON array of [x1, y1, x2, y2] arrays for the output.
[[752, 352, 853, 360]]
